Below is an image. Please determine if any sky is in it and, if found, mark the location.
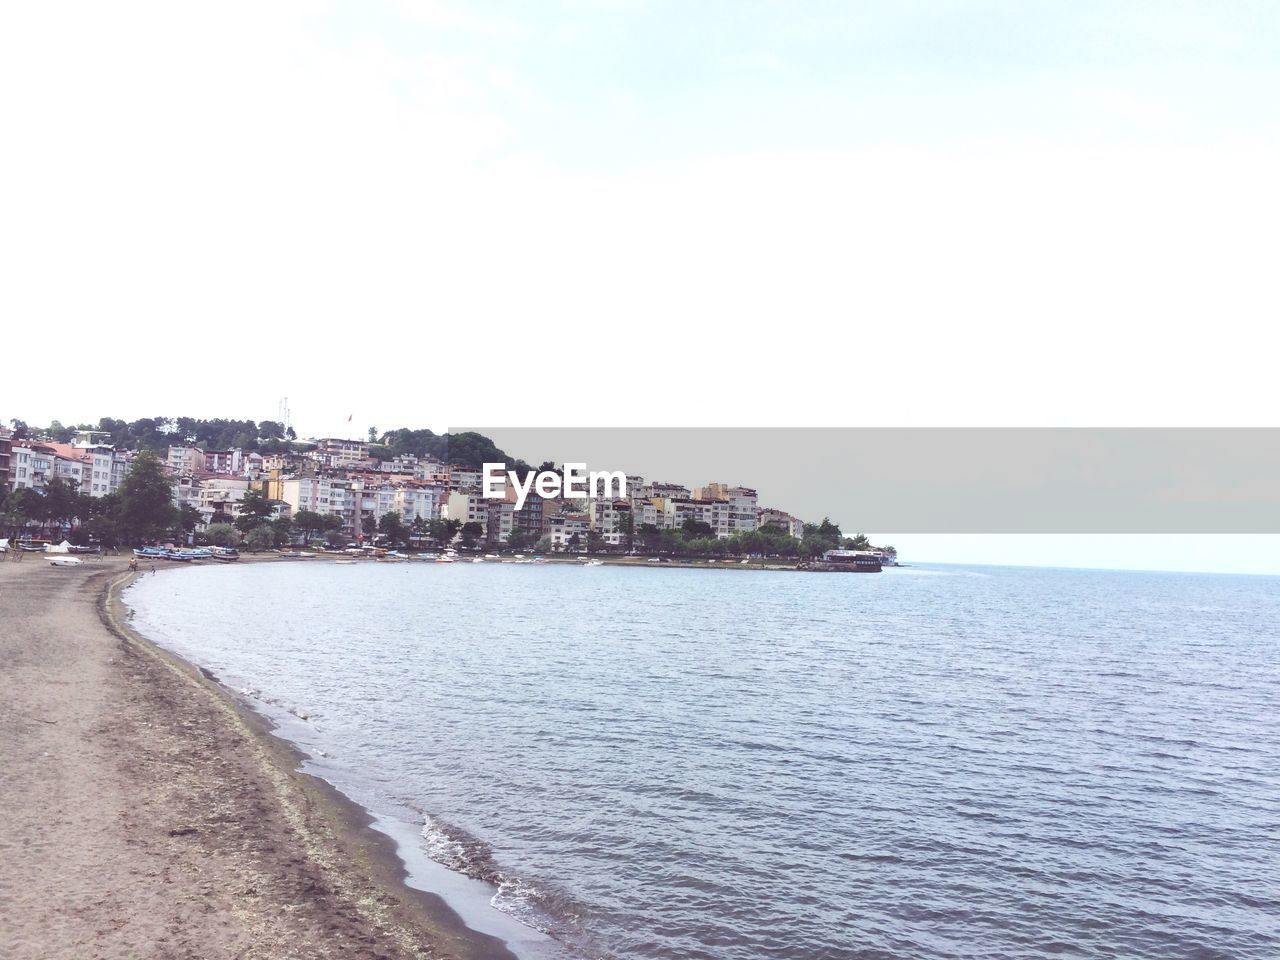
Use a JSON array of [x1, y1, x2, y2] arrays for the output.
[[2, 2, 1277, 573]]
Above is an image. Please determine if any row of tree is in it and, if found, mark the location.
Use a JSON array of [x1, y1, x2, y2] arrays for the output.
[[1, 451, 189, 546], [9, 417, 298, 454]]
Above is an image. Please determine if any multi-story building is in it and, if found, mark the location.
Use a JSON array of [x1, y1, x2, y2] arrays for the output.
[[448, 465, 482, 492], [414, 458, 449, 483], [10, 444, 54, 491], [197, 477, 252, 527], [589, 498, 632, 546], [166, 446, 206, 476], [512, 493, 546, 542], [202, 449, 241, 475], [547, 512, 591, 551], [445, 491, 489, 534], [393, 483, 446, 525], [758, 507, 804, 540], [485, 499, 515, 545], [0, 427, 11, 491], [313, 438, 370, 469], [727, 486, 759, 533]]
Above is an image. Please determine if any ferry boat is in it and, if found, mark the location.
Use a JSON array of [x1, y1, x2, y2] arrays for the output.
[[801, 550, 883, 573]]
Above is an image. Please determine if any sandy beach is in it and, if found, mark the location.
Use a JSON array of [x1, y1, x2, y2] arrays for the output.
[[0, 556, 516, 960]]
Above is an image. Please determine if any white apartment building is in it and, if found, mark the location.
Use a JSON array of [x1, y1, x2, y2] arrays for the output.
[[197, 477, 252, 527], [727, 487, 759, 533], [394, 484, 445, 523], [448, 466, 483, 492], [313, 438, 370, 469], [589, 498, 631, 545], [547, 513, 591, 550], [9, 446, 52, 491]]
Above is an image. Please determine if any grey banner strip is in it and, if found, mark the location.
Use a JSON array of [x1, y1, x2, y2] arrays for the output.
[[455, 428, 1280, 533]]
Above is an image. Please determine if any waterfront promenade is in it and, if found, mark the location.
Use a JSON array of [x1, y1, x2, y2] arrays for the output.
[[0, 557, 513, 960]]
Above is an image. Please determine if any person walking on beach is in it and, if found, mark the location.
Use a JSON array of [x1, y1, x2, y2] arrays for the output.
[[128, 557, 138, 573]]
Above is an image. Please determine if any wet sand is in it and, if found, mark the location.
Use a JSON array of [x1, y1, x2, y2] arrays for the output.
[[0, 556, 517, 960]]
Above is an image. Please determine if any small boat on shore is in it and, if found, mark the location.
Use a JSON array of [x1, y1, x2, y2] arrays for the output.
[[334, 558, 357, 565], [47, 556, 84, 567], [209, 547, 240, 562]]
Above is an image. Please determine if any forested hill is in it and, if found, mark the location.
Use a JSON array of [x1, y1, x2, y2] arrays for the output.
[[6, 417, 524, 469]]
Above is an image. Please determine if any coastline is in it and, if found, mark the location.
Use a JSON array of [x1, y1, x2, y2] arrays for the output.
[[0, 556, 519, 960]]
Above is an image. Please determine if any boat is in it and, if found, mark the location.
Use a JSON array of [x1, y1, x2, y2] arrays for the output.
[[334, 558, 357, 565], [47, 556, 84, 567], [583, 559, 604, 567], [134, 546, 166, 559], [801, 550, 883, 573], [209, 547, 240, 562], [435, 555, 456, 563], [19, 541, 51, 553], [471, 557, 485, 563]]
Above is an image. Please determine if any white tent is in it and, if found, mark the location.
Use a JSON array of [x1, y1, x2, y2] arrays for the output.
[[47, 540, 72, 554]]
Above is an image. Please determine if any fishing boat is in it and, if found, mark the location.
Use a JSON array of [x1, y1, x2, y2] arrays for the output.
[[209, 547, 240, 562], [134, 546, 166, 559]]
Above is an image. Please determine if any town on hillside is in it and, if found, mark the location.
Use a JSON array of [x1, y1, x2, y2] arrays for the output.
[[0, 417, 896, 567]]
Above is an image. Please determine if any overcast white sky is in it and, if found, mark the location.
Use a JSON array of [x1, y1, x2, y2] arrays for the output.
[[2, 2, 1277, 572]]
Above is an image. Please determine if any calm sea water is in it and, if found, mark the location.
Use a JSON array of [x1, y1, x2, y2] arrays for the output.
[[126, 562, 1280, 960]]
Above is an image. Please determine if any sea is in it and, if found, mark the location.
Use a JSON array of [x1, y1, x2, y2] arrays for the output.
[[124, 561, 1280, 960]]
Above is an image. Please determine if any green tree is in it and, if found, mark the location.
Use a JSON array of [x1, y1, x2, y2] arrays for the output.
[[614, 510, 635, 552], [41, 477, 81, 531], [801, 517, 844, 557], [427, 517, 460, 545], [409, 515, 429, 544], [378, 511, 406, 547], [244, 525, 275, 552], [234, 490, 274, 533], [681, 518, 714, 540], [293, 509, 326, 542], [118, 451, 179, 544], [637, 523, 662, 552], [271, 515, 294, 547], [202, 523, 242, 547], [176, 503, 201, 539], [459, 521, 483, 548], [843, 532, 872, 550], [361, 515, 377, 539]]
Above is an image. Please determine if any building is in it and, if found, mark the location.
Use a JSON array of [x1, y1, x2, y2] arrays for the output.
[[547, 512, 591, 551], [758, 507, 804, 540], [726, 486, 759, 533], [0, 427, 11, 491], [445, 492, 489, 535], [589, 498, 632, 546], [166, 446, 206, 476], [485, 499, 515, 545], [196, 476, 252, 527], [448, 465, 482, 492], [393, 483, 446, 525], [202, 449, 241, 475], [10, 444, 54, 492], [313, 438, 370, 469]]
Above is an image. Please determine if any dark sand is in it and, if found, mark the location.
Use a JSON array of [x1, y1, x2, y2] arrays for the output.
[[0, 555, 517, 960]]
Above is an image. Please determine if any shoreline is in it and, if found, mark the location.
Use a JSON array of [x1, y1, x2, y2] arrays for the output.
[[0, 555, 521, 960]]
